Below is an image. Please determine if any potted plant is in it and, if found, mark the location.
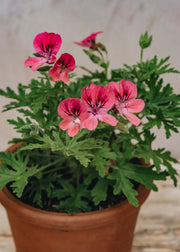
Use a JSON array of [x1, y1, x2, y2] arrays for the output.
[[0, 31, 179, 252]]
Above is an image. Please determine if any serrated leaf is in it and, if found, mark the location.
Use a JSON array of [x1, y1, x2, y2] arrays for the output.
[[67, 149, 93, 167], [25, 173, 59, 208], [20, 131, 65, 152], [53, 182, 91, 214], [0, 151, 38, 197], [90, 141, 116, 177], [66, 133, 110, 168], [108, 168, 139, 207], [91, 178, 108, 205], [10, 166, 38, 197]]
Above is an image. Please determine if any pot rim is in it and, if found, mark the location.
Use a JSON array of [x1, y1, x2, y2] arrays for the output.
[[0, 185, 150, 230], [0, 143, 151, 230]]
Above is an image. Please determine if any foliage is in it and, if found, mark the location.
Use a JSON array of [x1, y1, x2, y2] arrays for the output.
[[0, 31, 179, 214]]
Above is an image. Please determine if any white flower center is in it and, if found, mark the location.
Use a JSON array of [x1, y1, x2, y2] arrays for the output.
[[74, 118, 80, 124]]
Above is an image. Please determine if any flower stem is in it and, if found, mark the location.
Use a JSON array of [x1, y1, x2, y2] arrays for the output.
[[140, 48, 143, 63], [97, 48, 104, 61], [78, 66, 93, 74], [104, 65, 108, 80]]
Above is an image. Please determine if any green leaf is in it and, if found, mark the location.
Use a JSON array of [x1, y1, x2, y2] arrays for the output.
[[133, 130, 179, 185], [108, 168, 139, 207], [37, 65, 52, 72], [64, 131, 113, 168], [0, 84, 27, 111], [91, 178, 108, 205], [20, 131, 65, 152], [25, 173, 60, 208], [92, 143, 116, 177], [66, 136, 95, 167], [0, 151, 38, 197], [52, 181, 91, 214], [107, 142, 168, 206]]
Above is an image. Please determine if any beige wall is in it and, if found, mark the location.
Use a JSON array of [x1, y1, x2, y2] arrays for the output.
[[0, 0, 180, 157]]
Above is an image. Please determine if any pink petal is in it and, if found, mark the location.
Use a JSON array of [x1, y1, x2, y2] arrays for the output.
[[74, 40, 91, 48], [68, 125, 80, 137], [58, 98, 82, 119], [49, 54, 57, 63], [81, 117, 98, 130], [126, 99, 145, 113], [59, 119, 80, 137], [58, 100, 69, 119], [74, 31, 103, 48], [57, 53, 76, 71], [108, 81, 122, 106], [119, 80, 137, 100], [81, 84, 114, 112], [33, 32, 62, 59], [81, 83, 96, 104], [108, 81, 119, 89], [79, 111, 89, 121], [100, 114, 117, 126], [86, 31, 103, 40], [124, 112, 141, 126], [58, 71, 69, 83], [24, 57, 47, 71], [48, 67, 68, 82], [49, 66, 60, 81], [49, 53, 75, 82], [91, 85, 105, 106], [59, 118, 73, 130], [101, 86, 116, 111]]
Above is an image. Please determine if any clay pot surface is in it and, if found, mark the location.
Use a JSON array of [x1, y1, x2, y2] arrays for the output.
[[0, 143, 151, 252]]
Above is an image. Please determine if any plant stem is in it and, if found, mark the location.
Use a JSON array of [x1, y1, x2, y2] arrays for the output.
[[104, 65, 108, 80], [140, 48, 143, 63], [78, 66, 93, 74], [97, 48, 104, 61], [36, 159, 61, 174], [42, 166, 62, 175]]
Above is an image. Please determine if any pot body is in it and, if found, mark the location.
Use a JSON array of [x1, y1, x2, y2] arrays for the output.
[[0, 144, 151, 252]]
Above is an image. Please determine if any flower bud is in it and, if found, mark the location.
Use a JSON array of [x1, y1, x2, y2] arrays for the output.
[[139, 31, 152, 49]]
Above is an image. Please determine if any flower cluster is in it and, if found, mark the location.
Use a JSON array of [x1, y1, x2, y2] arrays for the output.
[[24, 32, 75, 83], [25, 32, 145, 137], [58, 81, 144, 137]]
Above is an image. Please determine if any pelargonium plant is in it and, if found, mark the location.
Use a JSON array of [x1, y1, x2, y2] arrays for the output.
[[0, 31, 179, 214]]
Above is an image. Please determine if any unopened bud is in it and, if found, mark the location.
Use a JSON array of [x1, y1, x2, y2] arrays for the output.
[[139, 31, 152, 49]]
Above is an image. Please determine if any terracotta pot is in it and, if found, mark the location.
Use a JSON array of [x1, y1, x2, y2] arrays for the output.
[[0, 143, 151, 252]]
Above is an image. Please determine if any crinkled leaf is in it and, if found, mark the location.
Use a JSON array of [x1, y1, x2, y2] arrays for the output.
[[52, 181, 91, 214], [108, 168, 139, 207], [91, 142, 116, 177], [91, 178, 108, 205], [0, 151, 38, 197]]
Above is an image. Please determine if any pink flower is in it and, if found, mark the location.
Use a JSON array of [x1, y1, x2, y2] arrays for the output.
[[81, 84, 117, 130], [48, 53, 76, 83], [58, 98, 88, 137], [74, 31, 103, 49], [24, 32, 62, 71], [108, 80, 145, 126]]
